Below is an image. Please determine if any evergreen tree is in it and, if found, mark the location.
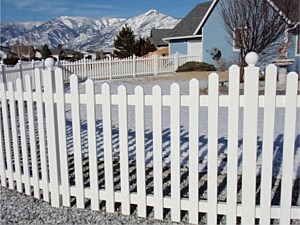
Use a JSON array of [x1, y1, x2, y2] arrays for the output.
[[41, 44, 52, 59], [137, 37, 156, 56], [113, 24, 138, 58]]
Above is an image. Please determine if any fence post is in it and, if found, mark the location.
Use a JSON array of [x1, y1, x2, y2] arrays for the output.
[[153, 54, 159, 75], [0, 61, 7, 85], [43, 57, 61, 207], [174, 52, 179, 71], [241, 52, 259, 224]]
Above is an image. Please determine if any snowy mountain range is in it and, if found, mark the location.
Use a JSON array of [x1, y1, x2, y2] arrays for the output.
[[0, 9, 180, 51]]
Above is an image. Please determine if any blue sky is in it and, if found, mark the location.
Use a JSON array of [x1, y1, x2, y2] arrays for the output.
[[1, 0, 208, 22]]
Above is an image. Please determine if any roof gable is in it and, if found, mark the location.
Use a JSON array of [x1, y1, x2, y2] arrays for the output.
[[167, 1, 213, 38]]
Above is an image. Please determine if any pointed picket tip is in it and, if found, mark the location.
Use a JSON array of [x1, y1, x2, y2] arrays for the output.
[[118, 85, 127, 94], [0, 82, 5, 91], [287, 71, 299, 78], [85, 78, 94, 86], [229, 64, 240, 70], [54, 67, 63, 75], [189, 78, 199, 86], [101, 83, 111, 94], [266, 64, 277, 71], [34, 68, 40, 73], [85, 79, 94, 91], [152, 85, 162, 93], [171, 82, 180, 88], [7, 82, 14, 91], [70, 74, 78, 81], [208, 72, 219, 80], [134, 85, 144, 93]]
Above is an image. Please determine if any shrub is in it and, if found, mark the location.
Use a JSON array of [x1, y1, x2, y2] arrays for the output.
[[3, 57, 19, 66], [176, 61, 217, 72]]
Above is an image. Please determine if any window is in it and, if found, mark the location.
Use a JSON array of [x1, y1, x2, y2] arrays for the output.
[[233, 27, 248, 51]]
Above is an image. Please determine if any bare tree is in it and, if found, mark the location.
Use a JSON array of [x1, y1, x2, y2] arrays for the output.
[[220, 0, 298, 80]]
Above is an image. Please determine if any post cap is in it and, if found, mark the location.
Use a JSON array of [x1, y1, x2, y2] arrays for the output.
[[45, 57, 55, 70], [245, 52, 258, 67]]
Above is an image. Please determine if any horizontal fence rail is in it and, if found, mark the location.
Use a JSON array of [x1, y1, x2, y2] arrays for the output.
[[0, 53, 299, 224]]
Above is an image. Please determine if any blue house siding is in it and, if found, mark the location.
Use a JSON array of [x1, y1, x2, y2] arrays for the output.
[[169, 40, 187, 55], [202, 3, 239, 67], [288, 34, 300, 72]]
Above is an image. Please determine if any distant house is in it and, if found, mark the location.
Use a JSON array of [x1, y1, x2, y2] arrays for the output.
[[162, 0, 299, 71], [51, 49, 83, 61], [149, 29, 172, 49], [163, 1, 212, 61]]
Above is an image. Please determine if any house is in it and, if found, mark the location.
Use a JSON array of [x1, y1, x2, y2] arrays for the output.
[[163, 1, 212, 61], [149, 29, 172, 49], [162, 0, 299, 71]]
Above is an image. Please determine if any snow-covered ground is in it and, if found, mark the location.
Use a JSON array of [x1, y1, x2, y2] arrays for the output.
[[63, 74, 300, 179]]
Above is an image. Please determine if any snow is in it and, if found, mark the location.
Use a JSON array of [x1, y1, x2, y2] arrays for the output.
[[63, 74, 300, 179]]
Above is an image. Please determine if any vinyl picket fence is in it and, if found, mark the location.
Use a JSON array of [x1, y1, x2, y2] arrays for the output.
[[0, 53, 299, 224], [59, 53, 200, 82], [0, 53, 201, 87]]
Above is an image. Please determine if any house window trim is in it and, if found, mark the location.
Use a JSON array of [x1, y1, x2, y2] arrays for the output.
[[233, 27, 248, 52]]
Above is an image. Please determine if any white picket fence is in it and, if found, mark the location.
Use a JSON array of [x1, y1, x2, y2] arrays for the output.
[[0, 53, 299, 224], [0, 53, 201, 87], [0, 60, 45, 88], [59, 53, 201, 82]]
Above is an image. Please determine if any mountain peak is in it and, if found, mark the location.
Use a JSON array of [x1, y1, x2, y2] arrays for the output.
[[144, 9, 160, 15], [1, 10, 180, 51]]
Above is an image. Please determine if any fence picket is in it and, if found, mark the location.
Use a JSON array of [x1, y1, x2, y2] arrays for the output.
[[118, 85, 131, 215], [242, 64, 259, 224], [16, 79, 31, 195], [152, 85, 163, 220], [0, 84, 6, 187], [188, 79, 199, 224], [135, 86, 147, 217], [34, 68, 50, 202], [25, 75, 40, 198], [280, 72, 298, 224], [102, 83, 115, 213], [207, 73, 219, 225], [0, 83, 14, 189], [7, 83, 22, 192], [226, 65, 240, 224], [260, 64, 277, 224], [55, 68, 70, 206], [86, 79, 100, 210], [70, 75, 85, 208], [170, 83, 181, 222]]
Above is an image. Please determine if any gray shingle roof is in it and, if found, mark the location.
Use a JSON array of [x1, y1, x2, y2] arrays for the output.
[[167, 1, 213, 38], [149, 29, 172, 47]]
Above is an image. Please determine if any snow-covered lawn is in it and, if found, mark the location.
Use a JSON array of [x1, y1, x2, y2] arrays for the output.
[[63, 73, 300, 179]]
